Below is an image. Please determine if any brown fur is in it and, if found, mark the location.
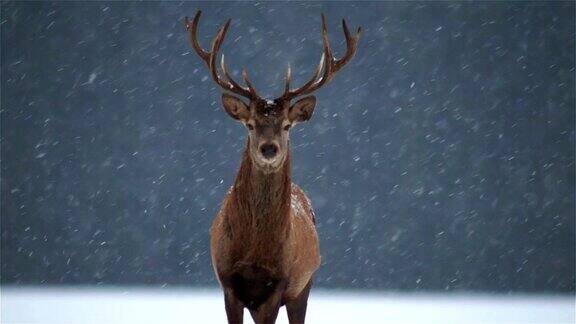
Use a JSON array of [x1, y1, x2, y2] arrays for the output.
[[210, 139, 320, 324]]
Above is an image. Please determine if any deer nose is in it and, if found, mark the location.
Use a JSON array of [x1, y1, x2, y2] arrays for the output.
[[260, 143, 278, 159]]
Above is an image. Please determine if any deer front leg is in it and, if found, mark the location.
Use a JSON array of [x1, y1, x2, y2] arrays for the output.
[[285, 279, 312, 324], [224, 289, 244, 324]]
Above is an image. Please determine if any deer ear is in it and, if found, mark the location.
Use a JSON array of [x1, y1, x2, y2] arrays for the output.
[[288, 96, 316, 123], [222, 93, 250, 121]]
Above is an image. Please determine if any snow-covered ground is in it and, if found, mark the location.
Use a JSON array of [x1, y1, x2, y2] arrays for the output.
[[1, 287, 574, 324]]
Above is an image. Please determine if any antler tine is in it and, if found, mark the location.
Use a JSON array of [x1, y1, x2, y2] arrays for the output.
[[301, 13, 335, 94], [185, 11, 209, 61], [284, 63, 292, 95], [185, 10, 260, 101], [208, 19, 232, 90], [334, 18, 362, 71], [220, 54, 249, 93], [242, 69, 259, 98], [281, 14, 361, 100], [282, 53, 325, 98]]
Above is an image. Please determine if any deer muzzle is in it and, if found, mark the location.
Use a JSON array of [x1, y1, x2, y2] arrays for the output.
[[259, 143, 279, 160]]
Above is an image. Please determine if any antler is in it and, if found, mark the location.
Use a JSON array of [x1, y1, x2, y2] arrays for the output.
[[185, 11, 261, 101], [280, 14, 362, 101]]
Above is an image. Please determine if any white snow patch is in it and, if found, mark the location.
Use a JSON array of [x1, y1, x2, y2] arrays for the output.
[[1, 287, 573, 324], [87, 73, 97, 84]]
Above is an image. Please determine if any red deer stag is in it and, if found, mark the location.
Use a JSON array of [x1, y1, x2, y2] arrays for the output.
[[184, 10, 361, 324]]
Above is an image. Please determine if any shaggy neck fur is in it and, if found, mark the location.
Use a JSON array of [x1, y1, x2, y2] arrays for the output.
[[226, 139, 292, 266]]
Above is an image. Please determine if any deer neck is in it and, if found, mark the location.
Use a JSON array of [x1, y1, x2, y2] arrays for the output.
[[231, 140, 292, 238]]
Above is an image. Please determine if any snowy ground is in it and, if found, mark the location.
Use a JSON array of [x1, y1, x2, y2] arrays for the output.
[[1, 287, 574, 324]]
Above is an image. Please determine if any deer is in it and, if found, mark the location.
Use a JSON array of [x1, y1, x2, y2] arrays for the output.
[[184, 10, 361, 324]]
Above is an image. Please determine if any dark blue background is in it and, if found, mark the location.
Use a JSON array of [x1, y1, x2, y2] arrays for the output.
[[2, 1, 574, 293]]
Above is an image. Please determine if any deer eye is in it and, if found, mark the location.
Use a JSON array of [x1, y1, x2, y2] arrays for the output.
[[283, 124, 291, 131], [246, 123, 254, 130]]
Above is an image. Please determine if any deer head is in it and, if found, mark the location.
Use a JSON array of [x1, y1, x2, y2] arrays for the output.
[[185, 11, 361, 173]]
